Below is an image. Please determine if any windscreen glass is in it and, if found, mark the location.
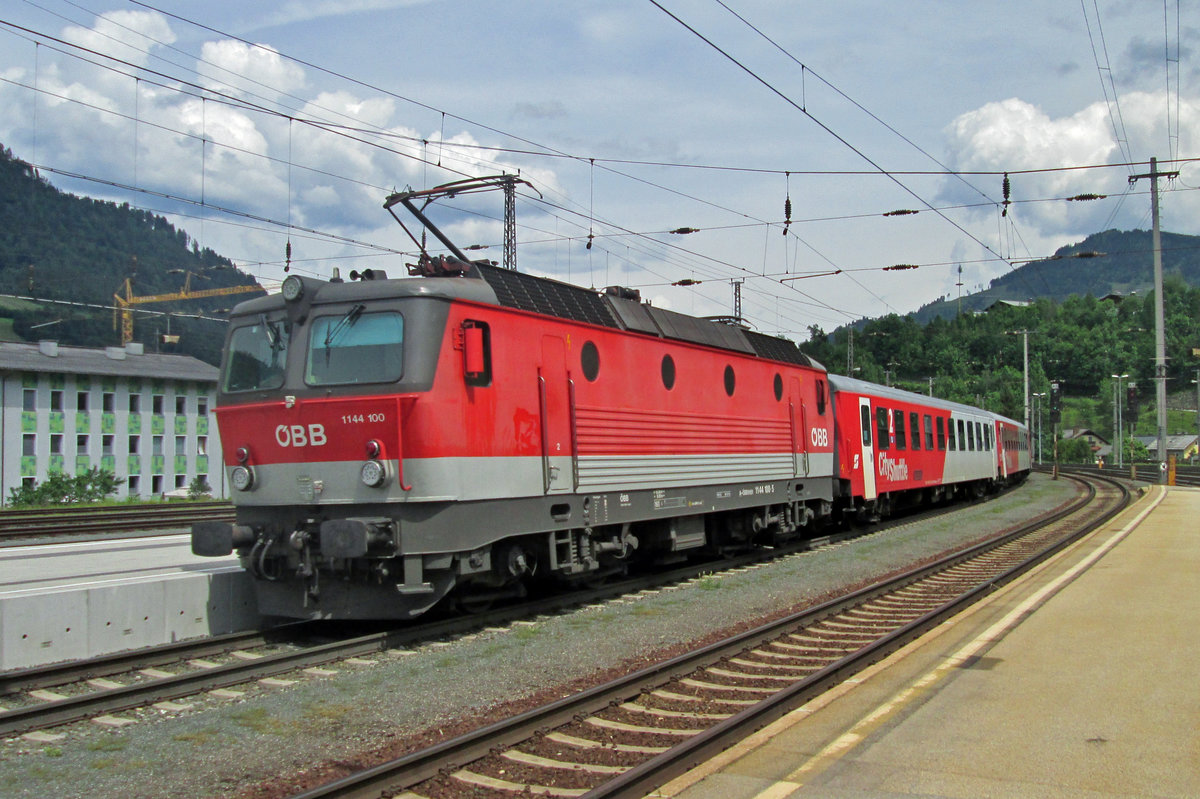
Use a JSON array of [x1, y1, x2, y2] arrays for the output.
[[306, 309, 404, 386], [222, 318, 289, 392]]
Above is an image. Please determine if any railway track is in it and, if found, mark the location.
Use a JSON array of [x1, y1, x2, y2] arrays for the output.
[[0, 501, 233, 541], [285, 472, 1130, 799], [0, 483, 1031, 741]]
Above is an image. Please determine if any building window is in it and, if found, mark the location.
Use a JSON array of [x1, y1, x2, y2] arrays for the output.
[[197, 436, 208, 456], [129, 435, 140, 454], [152, 394, 164, 415], [50, 390, 63, 411], [50, 434, 63, 455], [77, 434, 88, 455], [129, 394, 141, 414], [175, 395, 187, 415], [152, 475, 163, 494], [22, 434, 35, 457], [175, 435, 186, 455], [22, 388, 36, 412], [128, 475, 140, 493], [102, 435, 115, 456], [153, 435, 164, 456], [77, 391, 89, 412], [197, 396, 209, 416], [175, 474, 187, 489]]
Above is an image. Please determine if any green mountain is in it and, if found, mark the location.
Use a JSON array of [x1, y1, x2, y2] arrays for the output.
[[913, 229, 1200, 323], [0, 144, 263, 365]]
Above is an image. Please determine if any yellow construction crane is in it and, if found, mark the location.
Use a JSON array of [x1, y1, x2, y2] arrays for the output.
[[113, 271, 263, 345]]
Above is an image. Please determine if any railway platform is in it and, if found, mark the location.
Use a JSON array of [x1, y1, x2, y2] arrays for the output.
[[659, 484, 1200, 798], [0, 533, 256, 671]]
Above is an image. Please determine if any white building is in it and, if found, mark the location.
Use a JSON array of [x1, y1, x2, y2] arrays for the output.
[[0, 340, 225, 504]]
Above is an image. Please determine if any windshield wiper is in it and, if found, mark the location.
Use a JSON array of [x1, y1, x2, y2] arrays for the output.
[[324, 304, 365, 348]]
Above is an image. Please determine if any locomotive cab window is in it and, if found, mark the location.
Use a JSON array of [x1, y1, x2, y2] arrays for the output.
[[816, 379, 827, 415], [306, 309, 404, 386], [223, 317, 290, 392]]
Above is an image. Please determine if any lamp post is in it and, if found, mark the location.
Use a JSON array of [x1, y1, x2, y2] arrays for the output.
[[1111, 374, 1129, 468], [1006, 329, 1030, 428], [1032, 392, 1046, 464]]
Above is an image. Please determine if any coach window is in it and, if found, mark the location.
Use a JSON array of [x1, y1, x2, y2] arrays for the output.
[[947, 417, 956, 450], [937, 417, 946, 450], [307, 310, 404, 386], [723, 365, 736, 397], [580, 340, 600, 382], [925, 414, 934, 449], [909, 412, 920, 450], [967, 420, 975, 451], [957, 419, 966, 451], [895, 409, 906, 450], [860, 405, 872, 446], [876, 407, 889, 449], [661, 354, 676, 390]]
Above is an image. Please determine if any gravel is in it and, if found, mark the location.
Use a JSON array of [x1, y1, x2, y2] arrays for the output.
[[0, 474, 1077, 799]]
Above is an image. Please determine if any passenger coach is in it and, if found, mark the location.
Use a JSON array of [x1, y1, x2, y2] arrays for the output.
[[829, 375, 1029, 521]]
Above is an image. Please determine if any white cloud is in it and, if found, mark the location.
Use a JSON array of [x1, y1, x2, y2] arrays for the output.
[[941, 92, 1200, 240], [199, 41, 306, 99]]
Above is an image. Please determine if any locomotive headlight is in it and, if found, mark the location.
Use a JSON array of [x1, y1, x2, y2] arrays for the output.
[[231, 465, 255, 491], [360, 459, 387, 488], [281, 274, 305, 302]]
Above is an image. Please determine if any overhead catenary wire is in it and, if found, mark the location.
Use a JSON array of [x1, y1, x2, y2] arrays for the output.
[[3, 2, 1189, 338]]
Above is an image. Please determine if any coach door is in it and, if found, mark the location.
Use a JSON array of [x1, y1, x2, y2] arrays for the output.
[[859, 397, 877, 501], [538, 335, 573, 494]]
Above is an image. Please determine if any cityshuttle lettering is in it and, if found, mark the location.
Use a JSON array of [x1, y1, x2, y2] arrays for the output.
[[878, 452, 909, 482]]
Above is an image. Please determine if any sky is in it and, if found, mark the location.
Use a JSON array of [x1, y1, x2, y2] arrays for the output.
[[1, 0, 1197, 342]]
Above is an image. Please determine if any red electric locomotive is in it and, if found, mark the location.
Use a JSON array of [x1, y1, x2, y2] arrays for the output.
[[828, 375, 1030, 520], [193, 182, 838, 619]]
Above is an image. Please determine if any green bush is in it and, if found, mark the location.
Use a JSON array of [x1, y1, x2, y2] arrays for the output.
[[7, 467, 120, 507]]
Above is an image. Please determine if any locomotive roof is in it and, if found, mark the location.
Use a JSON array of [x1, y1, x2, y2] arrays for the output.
[[827, 373, 1024, 428], [232, 262, 823, 370]]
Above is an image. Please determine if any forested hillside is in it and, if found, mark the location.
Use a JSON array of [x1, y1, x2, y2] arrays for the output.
[[913, 228, 1200, 323], [0, 145, 263, 365], [805, 281, 1200, 443]]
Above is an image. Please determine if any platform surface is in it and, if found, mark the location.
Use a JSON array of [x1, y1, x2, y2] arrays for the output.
[[0, 533, 254, 670], [663, 484, 1199, 799]]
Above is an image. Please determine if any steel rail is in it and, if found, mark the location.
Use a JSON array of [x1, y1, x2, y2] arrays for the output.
[[288, 473, 1127, 799]]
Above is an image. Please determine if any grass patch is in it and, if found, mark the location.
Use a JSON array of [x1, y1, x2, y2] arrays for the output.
[[86, 737, 128, 752], [229, 707, 290, 735], [172, 728, 221, 746], [303, 701, 354, 721]]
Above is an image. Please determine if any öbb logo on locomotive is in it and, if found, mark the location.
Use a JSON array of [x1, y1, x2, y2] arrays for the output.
[[190, 178, 1031, 621], [274, 424, 328, 448]]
